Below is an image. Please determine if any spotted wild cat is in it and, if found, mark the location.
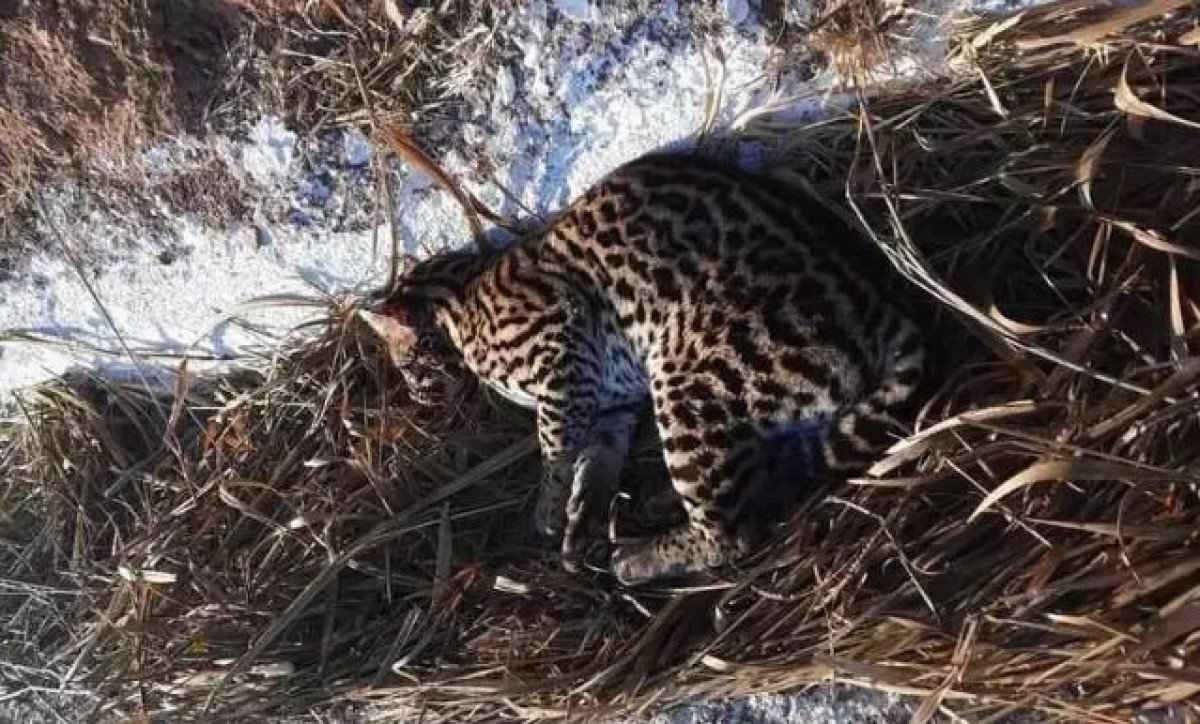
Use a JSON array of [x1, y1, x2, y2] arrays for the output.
[[360, 152, 926, 585]]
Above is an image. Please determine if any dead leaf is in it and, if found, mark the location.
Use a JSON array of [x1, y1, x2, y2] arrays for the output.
[[1076, 127, 1115, 211], [969, 458, 1184, 523], [378, 125, 501, 252], [1018, 0, 1193, 50], [1134, 603, 1200, 653], [1115, 58, 1200, 132], [1105, 217, 1200, 261]]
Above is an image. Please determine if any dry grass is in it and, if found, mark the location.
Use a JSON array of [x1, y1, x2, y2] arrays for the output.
[[0, 1, 514, 254], [246, 1, 508, 139], [5, 1, 1200, 722], [0, 0, 276, 253], [806, 0, 911, 83]]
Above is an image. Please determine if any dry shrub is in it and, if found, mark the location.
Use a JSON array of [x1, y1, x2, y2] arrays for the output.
[[0, 106, 49, 235], [248, 1, 507, 137], [5, 2, 1200, 723], [807, 0, 910, 84]]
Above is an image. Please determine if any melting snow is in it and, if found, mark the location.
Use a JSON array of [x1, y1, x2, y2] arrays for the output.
[[240, 116, 299, 187]]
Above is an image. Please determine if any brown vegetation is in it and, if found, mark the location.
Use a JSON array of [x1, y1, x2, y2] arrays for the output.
[[807, 0, 910, 83], [0, 1, 257, 244], [3, 1, 1200, 723], [0, 1, 521, 253]]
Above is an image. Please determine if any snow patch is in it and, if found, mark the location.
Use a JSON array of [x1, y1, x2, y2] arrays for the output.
[[724, 0, 753, 27], [342, 129, 373, 168], [240, 116, 298, 187], [554, 0, 593, 22]]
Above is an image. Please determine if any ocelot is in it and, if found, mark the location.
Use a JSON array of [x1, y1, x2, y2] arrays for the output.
[[360, 152, 926, 585]]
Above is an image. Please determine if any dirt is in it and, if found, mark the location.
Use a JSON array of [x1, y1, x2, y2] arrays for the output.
[[0, 0, 267, 256]]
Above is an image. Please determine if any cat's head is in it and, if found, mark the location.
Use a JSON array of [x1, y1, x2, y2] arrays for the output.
[[357, 251, 481, 405]]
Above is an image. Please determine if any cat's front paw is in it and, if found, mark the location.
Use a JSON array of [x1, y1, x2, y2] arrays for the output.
[[611, 541, 684, 585], [610, 544, 651, 585], [533, 462, 571, 539], [612, 526, 737, 585]]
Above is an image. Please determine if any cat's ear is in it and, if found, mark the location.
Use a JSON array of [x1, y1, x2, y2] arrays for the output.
[[358, 307, 418, 367]]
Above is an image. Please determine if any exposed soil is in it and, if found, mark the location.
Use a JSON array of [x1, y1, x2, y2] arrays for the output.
[[0, 2, 264, 248]]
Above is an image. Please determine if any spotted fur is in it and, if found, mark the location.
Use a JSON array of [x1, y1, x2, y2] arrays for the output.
[[369, 153, 926, 584]]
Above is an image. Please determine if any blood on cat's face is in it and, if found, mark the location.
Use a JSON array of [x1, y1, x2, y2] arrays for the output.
[[358, 304, 462, 408]]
